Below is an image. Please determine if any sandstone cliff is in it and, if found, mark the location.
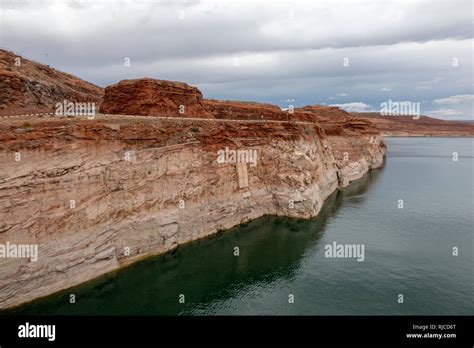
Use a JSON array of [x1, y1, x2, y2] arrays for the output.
[[100, 78, 212, 118], [0, 49, 103, 116]]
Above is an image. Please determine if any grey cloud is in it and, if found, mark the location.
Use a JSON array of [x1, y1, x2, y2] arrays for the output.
[[1, 0, 472, 119]]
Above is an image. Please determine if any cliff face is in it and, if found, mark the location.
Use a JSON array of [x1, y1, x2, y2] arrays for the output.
[[100, 78, 212, 118], [204, 99, 288, 120], [353, 112, 474, 136], [0, 54, 386, 309], [0, 49, 103, 116], [0, 114, 385, 309]]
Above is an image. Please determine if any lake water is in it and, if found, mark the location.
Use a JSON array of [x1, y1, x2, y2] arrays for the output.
[[8, 137, 474, 315]]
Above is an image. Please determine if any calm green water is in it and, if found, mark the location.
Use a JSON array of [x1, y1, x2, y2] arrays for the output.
[[8, 138, 474, 315]]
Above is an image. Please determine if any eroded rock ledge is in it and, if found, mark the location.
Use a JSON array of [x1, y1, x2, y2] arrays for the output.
[[0, 78, 386, 309]]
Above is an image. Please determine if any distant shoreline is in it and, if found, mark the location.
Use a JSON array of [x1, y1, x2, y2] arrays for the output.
[[352, 112, 474, 138]]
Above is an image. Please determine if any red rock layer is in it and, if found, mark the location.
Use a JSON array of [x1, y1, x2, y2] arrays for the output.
[[295, 106, 379, 136], [0, 49, 103, 116], [204, 99, 288, 121], [100, 78, 213, 118]]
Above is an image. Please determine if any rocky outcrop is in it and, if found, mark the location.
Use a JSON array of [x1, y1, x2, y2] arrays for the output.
[[100, 78, 212, 118], [296, 106, 379, 135], [0, 49, 103, 116], [204, 100, 288, 121], [353, 112, 474, 137], [297, 105, 351, 122]]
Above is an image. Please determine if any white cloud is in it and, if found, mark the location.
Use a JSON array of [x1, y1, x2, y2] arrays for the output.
[[336, 93, 349, 97], [330, 102, 375, 112], [381, 87, 391, 91], [427, 109, 463, 118], [433, 94, 474, 105], [415, 77, 445, 90], [427, 94, 473, 120]]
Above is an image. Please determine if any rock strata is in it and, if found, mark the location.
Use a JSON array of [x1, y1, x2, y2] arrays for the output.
[[204, 99, 288, 121], [100, 78, 212, 118], [0, 49, 103, 116]]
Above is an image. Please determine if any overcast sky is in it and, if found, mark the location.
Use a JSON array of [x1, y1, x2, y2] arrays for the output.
[[1, 0, 472, 119]]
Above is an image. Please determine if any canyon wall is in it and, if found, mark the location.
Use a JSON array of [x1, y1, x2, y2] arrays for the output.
[[0, 113, 385, 309]]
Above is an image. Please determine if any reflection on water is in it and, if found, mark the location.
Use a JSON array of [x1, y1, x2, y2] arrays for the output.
[[9, 166, 383, 315]]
